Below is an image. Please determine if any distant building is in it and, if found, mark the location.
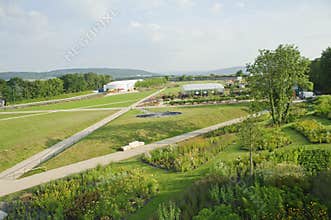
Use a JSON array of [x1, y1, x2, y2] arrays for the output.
[[103, 80, 140, 92], [0, 99, 5, 107], [182, 83, 224, 96]]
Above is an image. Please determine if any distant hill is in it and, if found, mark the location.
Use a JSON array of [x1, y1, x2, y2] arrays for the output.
[[0, 68, 160, 80], [164, 66, 246, 76]]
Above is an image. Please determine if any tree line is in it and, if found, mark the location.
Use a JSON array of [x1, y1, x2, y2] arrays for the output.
[[309, 47, 331, 94], [0, 73, 111, 104]]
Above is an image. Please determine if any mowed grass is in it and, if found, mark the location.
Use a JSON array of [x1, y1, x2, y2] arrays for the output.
[[7, 90, 93, 105], [0, 110, 116, 172], [0, 113, 38, 120], [42, 104, 249, 169], [6, 90, 156, 111]]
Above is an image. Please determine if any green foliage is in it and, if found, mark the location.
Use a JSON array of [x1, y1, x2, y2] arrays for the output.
[[193, 205, 240, 220], [314, 95, 331, 119], [135, 77, 167, 88], [168, 95, 249, 105], [309, 47, 331, 94], [6, 167, 158, 219], [287, 103, 309, 122], [248, 44, 311, 125], [255, 128, 292, 151], [292, 119, 331, 143], [172, 147, 331, 220], [142, 136, 229, 172], [0, 73, 110, 104], [298, 149, 331, 174], [157, 201, 181, 220]]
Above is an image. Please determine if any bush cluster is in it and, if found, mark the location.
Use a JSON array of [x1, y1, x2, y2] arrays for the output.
[[292, 120, 331, 143], [6, 166, 158, 219], [255, 128, 292, 151], [142, 137, 230, 172], [169, 148, 331, 220], [314, 95, 331, 119], [168, 95, 249, 105]]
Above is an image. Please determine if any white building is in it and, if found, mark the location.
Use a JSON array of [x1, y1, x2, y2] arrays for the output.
[[182, 83, 225, 95], [103, 80, 140, 92]]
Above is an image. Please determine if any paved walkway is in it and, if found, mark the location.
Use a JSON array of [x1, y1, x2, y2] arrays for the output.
[[0, 115, 246, 197], [0, 89, 164, 180]]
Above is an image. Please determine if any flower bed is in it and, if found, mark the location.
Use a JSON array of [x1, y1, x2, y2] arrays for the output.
[[292, 120, 331, 143], [5, 167, 159, 219], [142, 136, 233, 172]]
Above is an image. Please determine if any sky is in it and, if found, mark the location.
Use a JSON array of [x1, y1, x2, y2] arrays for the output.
[[0, 0, 331, 73]]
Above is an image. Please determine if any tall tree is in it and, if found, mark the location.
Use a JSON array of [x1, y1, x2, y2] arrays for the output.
[[239, 117, 262, 177], [247, 44, 312, 125], [320, 47, 331, 93], [309, 47, 331, 94]]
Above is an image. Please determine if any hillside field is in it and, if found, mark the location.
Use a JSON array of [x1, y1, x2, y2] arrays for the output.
[[0, 110, 116, 172], [41, 104, 249, 169]]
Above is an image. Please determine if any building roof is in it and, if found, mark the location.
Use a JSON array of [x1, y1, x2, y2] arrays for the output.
[[105, 80, 140, 86], [182, 83, 224, 91]]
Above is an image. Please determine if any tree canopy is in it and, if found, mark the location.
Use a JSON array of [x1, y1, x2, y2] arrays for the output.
[[309, 47, 331, 94], [0, 73, 110, 104], [247, 44, 311, 125]]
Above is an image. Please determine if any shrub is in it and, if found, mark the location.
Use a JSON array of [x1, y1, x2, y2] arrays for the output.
[[314, 95, 331, 118], [298, 149, 331, 174], [193, 205, 240, 220], [6, 167, 159, 219], [142, 136, 230, 172], [157, 201, 181, 220], [292, 120, 331, 143], [256, 128, 292, 151]]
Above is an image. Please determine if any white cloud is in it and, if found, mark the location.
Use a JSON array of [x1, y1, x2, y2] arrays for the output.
[[0, 2, 49, 38], [148, 23, 161, 30], [211, 2, 223, 13], [236, 2, 245, 8], [176, 0, 195, 8], [130, 21, 142, 28]]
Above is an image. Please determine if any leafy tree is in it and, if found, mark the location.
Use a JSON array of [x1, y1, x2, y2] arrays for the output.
[[239, 118, 262, 177], [247, 44, 312, 125], [309, 47, 331, 94], [0, 79, 9, 98], [235, 70, 244, 77]]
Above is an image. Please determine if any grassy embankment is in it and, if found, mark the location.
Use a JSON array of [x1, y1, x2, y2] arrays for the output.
[[0, 110, 117, 172], [41, 104, 249, 169]]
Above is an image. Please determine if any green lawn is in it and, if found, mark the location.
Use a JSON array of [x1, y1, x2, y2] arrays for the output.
[[41, 104, 249, 170], [0, 113, 38, 120], [6, 91, 93, 105], [5, 90, 156, 111], [0, 110, 116, 172]]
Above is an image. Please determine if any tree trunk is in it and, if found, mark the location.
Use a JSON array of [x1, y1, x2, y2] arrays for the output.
[[250, 143, 253, 177]]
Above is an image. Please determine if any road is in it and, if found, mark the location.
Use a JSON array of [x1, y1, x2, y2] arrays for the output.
[[0, 114, 247, 197], [0, 89, 164, 180]]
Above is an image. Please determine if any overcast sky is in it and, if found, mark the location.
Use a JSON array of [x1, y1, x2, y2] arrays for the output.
[[0, 0, 330, 73]]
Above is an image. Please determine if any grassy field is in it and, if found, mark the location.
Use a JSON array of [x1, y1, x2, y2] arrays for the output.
[[4, 90, 156, 111], [0, 113, 38, 120], [41, 104, 249, 169], [6, 91, 93, 105], [0, 110, 116, 172]]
